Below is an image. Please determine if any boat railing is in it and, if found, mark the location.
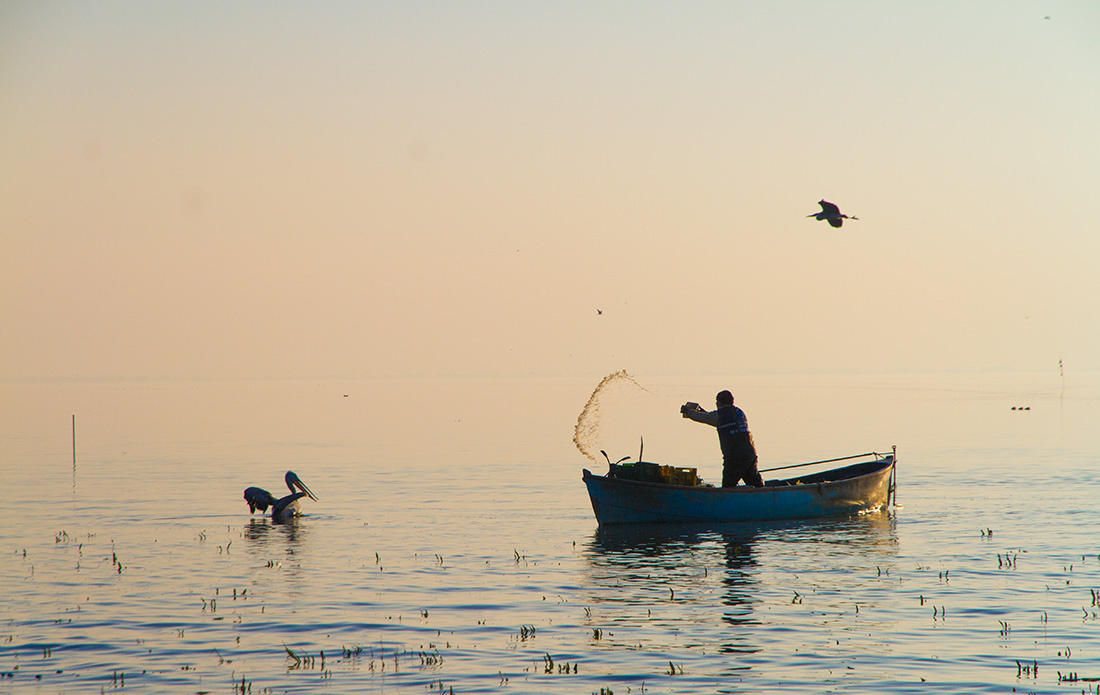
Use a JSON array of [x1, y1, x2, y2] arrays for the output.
[[759, 449, 893, 474]]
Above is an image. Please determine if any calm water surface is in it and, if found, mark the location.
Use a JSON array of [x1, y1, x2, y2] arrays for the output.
[[2, 372, 1099, 694]]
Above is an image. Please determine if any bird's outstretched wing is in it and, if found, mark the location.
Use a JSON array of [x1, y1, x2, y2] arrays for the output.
[[818, 200, 841, 216], [244, 486, 276, 513], [272, 491, 311, 519]]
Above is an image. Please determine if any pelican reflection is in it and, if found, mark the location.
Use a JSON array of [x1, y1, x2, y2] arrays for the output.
[[242, 516, 310, 550]]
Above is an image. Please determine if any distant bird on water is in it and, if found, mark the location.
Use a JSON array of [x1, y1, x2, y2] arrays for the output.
[[244, 471, 317, 523], [808, 199, 859, 228]]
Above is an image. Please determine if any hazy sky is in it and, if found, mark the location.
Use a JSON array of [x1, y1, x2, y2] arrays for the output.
[[3, 1, 1098, 381]]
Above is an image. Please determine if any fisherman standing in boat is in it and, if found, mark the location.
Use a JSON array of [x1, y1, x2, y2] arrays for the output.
[[681, 390, 764, 488]]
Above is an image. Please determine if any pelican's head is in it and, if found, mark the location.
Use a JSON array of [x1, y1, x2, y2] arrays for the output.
[[285, 471, 318, 501]]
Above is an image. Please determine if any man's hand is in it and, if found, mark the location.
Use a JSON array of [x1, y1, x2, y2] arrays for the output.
[[681, 402, 701, 417]]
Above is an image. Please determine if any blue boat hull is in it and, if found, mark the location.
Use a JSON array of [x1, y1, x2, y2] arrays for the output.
[[583, 454, 895, 525]]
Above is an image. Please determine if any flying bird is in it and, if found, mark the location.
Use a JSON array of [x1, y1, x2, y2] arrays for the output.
[[244, 471, 318, 523], [808, 200, 859, 228]]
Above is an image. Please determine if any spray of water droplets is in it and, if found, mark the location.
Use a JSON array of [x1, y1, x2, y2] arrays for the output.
[[572, 369, 650, 463]]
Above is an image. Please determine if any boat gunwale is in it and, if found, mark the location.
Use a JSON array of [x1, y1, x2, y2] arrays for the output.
[[582, 455, 894, 494]]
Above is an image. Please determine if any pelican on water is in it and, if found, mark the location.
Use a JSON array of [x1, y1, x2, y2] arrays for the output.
[[244, 471, 317, 523], [808, 199, 858, 228]]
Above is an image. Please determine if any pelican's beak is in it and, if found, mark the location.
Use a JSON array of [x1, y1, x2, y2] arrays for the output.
[[289, 473, 318, 501]]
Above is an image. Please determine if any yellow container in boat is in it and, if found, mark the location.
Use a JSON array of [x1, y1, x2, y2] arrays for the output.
[[660, 465, 698, 486], [609, 462, 698, 486]]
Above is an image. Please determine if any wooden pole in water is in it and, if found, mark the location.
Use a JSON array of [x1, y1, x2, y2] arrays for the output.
[[72, 414, 76, 467], [890, 444, 897, 507]]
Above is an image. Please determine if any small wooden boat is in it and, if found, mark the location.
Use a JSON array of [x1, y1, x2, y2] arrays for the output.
[[583, 448, 896, 525]]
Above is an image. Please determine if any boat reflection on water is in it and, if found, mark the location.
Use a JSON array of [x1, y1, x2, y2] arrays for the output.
[[582, 520, 763, 656], [767, 508, 898, 552], [585, 522, 760, 607], [581, 511, 897, 657]]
